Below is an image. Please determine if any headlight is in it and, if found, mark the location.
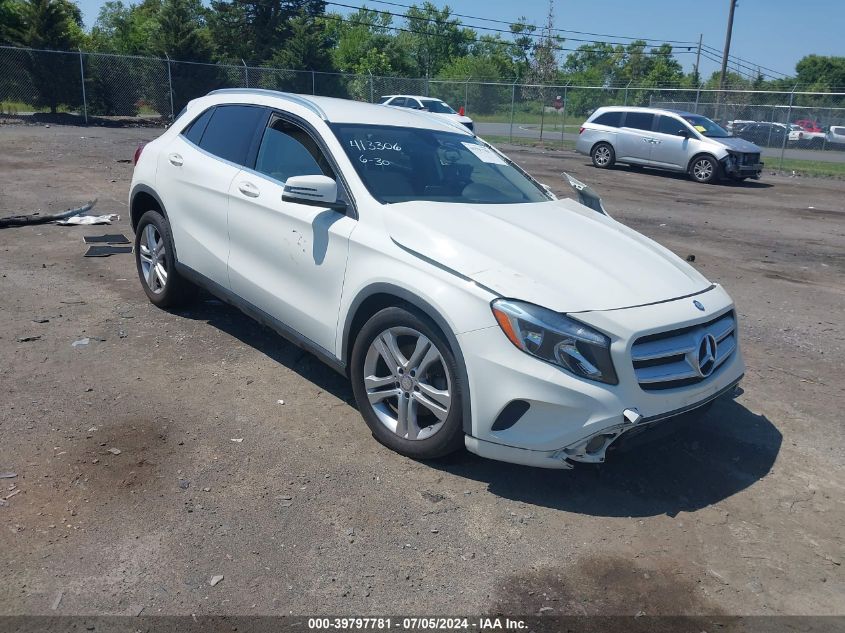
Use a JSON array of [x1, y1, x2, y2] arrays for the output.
[[491, 299, 618, 385]]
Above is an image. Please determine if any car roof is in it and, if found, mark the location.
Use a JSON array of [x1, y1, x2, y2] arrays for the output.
[[202, 89, 468, 134], [382, 95, 443, 101], [592, 105, 701, 118]]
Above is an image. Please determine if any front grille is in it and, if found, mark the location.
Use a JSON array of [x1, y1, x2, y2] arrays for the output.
[[742, 152, 760, 165], [631, 310, 737, 391]]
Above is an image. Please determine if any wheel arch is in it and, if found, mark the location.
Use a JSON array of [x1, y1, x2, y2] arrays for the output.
[[687, 152, 720, 174], [130, 185, 168, 232], [341, 283, 473, 434], [590, 139, 614, 155]]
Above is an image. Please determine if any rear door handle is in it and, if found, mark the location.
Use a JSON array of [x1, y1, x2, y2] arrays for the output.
[[168, 153, 183, 166], [237, 181, 260, 198]]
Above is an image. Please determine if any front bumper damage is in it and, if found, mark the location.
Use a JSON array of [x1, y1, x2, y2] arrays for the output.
[[722, 152, 763, 179]]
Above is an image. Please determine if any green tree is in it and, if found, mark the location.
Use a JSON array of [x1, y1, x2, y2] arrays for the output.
[[795, 55, 845, 90], [21, 0, 84, 113], [398, 2, 474, 77], [88, 0, 160, 54], [1, 0, 26, 45]]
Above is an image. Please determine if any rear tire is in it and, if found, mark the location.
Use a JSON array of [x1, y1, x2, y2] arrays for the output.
[[350, 306, 465, 460], [591, 142, 615, 169], [689, 155, 720, 184], [134, 210, 193, 308]]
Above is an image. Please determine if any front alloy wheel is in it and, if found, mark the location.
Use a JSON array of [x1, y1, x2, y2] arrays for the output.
[[134, 210, 192, 308], [690, 156, 718, 183], [139, 223, 168, 294], [351, 307, 464, 459]]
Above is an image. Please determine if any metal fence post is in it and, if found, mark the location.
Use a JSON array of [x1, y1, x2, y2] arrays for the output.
[[78, 48, 88, 124], [624, 80, 632, 106], [241, 59, 248, 87], [311, 70, 316, 95], [694, 82, 702, 113], [561, 83, 568, 143], [779, 85, 796, 171], [368, 70, 373, 103], [165, 53, 174, 119], [464, 76, 470, 113], [509, 82, 516, 143]]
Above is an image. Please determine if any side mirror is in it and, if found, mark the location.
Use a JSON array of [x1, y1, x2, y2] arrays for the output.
[[282, 175, 347, 212], [562, 172, 609, 217], [676, 128, 690, 138]]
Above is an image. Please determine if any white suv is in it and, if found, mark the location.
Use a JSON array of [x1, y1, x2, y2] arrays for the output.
[[129, 89, 744, 469]]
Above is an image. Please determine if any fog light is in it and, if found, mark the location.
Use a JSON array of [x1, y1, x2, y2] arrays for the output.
[[585, 435, 606, 454]]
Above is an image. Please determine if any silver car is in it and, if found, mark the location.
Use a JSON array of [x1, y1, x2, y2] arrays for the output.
[[576, 107, 764, 183]]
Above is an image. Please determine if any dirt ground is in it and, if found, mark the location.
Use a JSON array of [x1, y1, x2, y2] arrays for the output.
[[0, 122, 843, 618]]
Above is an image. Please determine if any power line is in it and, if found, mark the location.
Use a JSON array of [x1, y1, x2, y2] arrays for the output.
[[358, 0, 699, 45], [320, 12, 697, 57], [700, 43, 790, 78], [324, 1, 698, 50]]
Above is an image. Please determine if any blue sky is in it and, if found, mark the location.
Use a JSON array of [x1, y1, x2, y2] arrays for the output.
[[75, 0, 844, 78]]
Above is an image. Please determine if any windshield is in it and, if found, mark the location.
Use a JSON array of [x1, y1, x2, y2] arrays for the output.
[[421, 99, 457, 114], [331, 124, 550, 204], [681, 114, 730, 138]]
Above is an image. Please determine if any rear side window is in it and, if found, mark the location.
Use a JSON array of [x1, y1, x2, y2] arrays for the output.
[[390, 97, 406, 107], [593, 111, 623, 127], [181, 107, 214, 146], [378, 96, 390, 104], [624, 112, 655, 131], [198, 105, 267, 166]]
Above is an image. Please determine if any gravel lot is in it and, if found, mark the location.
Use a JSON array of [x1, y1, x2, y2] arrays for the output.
[[0, 122, 843, 618]]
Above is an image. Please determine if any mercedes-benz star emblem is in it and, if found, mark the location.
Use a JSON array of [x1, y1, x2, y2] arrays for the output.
[[695, 334, 718, 377], [693, 300, 705, 311]]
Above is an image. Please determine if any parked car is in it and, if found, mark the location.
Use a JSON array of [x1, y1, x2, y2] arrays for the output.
[[129, 89, 744, 469], [788, 124, 805, 143], [727, 119, 754, 134], [379, 94, 473, 131], [826, 124, 845, 149], [576, 106, 763, 183], [735, 122, 789, 147], [794, 119, 823, 133]]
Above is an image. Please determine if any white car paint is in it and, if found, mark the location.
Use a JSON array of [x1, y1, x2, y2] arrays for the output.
[[130, 90, 744, 469], [380, 94, 474, 130]]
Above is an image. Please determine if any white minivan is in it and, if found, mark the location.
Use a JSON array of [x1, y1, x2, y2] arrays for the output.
[[129, 90, 744, 469]]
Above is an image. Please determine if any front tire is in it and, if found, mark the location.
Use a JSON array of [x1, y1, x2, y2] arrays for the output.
[[591, 142, 615, 169], [350, 306, 465, 460], [134, 210, 192, 308], [689, 155, 720, 184]]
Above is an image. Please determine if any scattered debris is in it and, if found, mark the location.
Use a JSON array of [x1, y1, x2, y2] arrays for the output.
[[51, 591, 63, 611], [3, 489, 21, 500], [202, 487, 211, 492], [84, 245, 132, 257], [83, 233, 130, 244], [277, 399, 285, 405], [16, 335, 41, 342], [32, 318, 50, 323], [72, 338, 90, 347], [0, 473, 17, 479], [209, 575, 224, 587], [345, 527, 355, 536], [57, 213, 119, 226], [178, 479, 190, 490], [230, 438, 244, 443], [0, 199, 97, 228], [107, 447, 122, 455], [685, 254, 696, 262]]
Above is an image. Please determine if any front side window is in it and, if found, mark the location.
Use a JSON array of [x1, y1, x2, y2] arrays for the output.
[[254, 118, 334, 184], [390, 97, 407, 107], [198, 105, 267, 165], [681, 114, 730, 138], [331, 123, 551, 204], [624, 112, 655, 131], [656, 115, 689, 136]]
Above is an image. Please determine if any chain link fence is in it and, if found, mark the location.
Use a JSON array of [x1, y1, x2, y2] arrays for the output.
[[2, 45, 844, 169]]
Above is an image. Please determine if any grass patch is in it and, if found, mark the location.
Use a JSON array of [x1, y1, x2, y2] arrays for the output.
[[480, 134, 576, 152], [773, 157, 845, 179]]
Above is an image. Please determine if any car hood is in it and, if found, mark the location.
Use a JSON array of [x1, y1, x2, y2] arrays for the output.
[[385, 198, 711, 313], [718, 136, 763, 152]]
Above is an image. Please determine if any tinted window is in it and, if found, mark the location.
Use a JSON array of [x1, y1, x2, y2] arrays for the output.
[[390, 97, 406, 107], [406, 99, 422, 109], [378, 96, 390, 104], [593, 111, 623, 127], [255, 119, 334, 184], [624, 112, 655, 131], [182, 107, 214, 146], [656, 115, 687, 135], [421, 99, 456, 114], [199, 105, 267, 166]]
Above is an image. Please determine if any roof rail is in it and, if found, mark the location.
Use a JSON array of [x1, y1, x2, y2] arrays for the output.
[[208, 88, 328, 121]]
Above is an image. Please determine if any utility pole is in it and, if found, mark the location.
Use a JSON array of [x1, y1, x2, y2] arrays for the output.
[[693, 33, 703, 83], [718, 0, 737, 91]]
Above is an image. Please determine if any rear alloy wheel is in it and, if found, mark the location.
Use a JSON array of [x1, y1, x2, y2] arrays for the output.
[[351, 307, 464, 460], [591, 143, 615, 169], [134, 210, 192, 308], [690, 155, 719, 184]]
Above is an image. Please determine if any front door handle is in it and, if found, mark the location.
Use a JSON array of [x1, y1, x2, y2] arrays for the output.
[[168, 153, 183, 166], [238, 181, 260, 198]]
